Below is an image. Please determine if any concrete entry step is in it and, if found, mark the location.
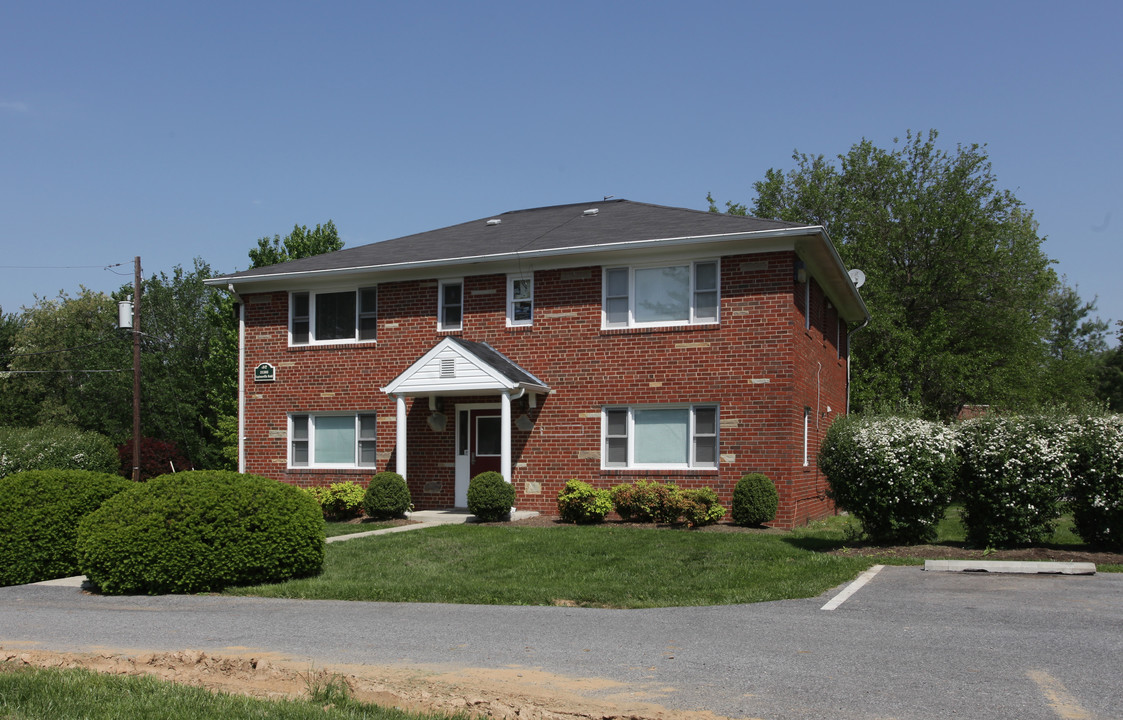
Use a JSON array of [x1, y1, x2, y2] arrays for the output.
[[924, 559, 1096, 575], [407, 508, 539, 524]]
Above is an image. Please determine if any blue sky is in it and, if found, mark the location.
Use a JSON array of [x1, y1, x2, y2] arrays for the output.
[[2, 1, 1120, 340]]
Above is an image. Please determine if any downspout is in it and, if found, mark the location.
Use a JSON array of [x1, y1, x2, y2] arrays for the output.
[[228, 284, 246, 473], [845, 317, 870, 415]]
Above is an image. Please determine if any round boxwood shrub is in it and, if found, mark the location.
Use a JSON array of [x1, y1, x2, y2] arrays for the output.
[[362, 472, 412, 519], [820, 415, 959, 544], [0, 470, 133, 587], [732, 473, 779, 526], [680, 487, 726, 527], [1067, 415, 1123, 549], [0, 426, 118, 479], [958, 415, 1073, 548], [557, 479, 612, 524], [467, 471, 515, 522], [76, 471, 324, 594], [610, 480, 664, 522]]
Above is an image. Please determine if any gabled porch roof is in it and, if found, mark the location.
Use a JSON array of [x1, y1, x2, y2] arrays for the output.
[[381, 336, 550, 398]]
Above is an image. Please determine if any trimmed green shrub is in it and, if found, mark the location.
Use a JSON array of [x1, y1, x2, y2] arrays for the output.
[[304, 481, 368, 520], [610, 479, 665, 522], [467, 471, 514, 522], [0, 426, 118, 479], [819, 415, 959, 544], [957, 414, 1074, 548], [1068, 415, 1123, 549], [556, 480, 613, 524], [76, 471, 324, 594], [0, 470, 133, 587], [731, 473, 778, 526], [650, 483, 689, 524], [680, 487, 726, 527], [362, 473, 411, 519]]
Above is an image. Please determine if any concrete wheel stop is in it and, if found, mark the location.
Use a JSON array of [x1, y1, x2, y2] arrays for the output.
[[924, 559, 1096, 575]]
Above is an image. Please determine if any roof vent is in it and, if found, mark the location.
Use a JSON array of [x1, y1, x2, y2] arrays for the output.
[[583, 208, 599, 216], [486, 218, 501, 226]]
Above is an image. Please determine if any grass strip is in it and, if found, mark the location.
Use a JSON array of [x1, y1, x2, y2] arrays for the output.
[[0, 664, 456, 720], [227, 524, 873, 607]]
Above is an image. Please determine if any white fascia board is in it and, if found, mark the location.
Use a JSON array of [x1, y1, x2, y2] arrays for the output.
[[205, 227, 820, 290], [381, 337, 547, 397]]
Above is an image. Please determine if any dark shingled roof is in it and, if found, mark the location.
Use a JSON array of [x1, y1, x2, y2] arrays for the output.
[[216, 199, 806, 281], [446, 337, 548, 390]]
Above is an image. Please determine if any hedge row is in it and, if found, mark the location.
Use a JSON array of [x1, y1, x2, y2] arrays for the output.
[[556, 476, 778, 528], [819, 413, 1123, 548], [1, 469, 325, 593]]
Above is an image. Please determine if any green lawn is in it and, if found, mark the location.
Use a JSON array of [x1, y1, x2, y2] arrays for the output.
[[227, 523, 873, 607], [0, 665, 455, 720]]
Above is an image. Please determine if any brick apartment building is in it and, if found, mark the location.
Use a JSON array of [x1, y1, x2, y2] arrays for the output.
[[208, 199, 869, 527]]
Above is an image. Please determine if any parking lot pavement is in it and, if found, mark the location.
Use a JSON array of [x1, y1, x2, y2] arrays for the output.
[[3, 566, 1121, 719]]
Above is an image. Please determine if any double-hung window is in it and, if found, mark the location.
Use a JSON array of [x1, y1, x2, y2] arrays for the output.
[[439, 279, 463, 331], [602, 405, 718, 469], [290, 413, 377, 468], [290, 288, 377, 345], [507, 274, 533, 326], [603, 260, 719, 328]]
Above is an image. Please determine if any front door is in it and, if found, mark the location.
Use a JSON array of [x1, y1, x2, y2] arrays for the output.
[[455, 405, 501, 507]]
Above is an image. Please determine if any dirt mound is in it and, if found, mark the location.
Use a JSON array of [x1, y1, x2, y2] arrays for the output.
[[2, 648, 732, 720]]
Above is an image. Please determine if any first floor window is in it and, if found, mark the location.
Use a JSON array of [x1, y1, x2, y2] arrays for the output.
[[290, 413, 377, 468], [602, 404, 718, 469]]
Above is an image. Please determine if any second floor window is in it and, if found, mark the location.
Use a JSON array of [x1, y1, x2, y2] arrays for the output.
[[603, 260, 719, 328], [291, 288, 377, 345], [439, 279, 463, 331], [507, 275, 533, 326]]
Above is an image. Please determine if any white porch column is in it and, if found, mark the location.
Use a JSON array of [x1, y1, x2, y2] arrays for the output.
[[395, 394, 407, 480], [500, 390, 512, 483]]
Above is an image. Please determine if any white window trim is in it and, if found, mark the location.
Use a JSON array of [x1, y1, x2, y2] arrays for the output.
[[506, 273, 534, 327], [289, 287, 378, 347], [289, 412, 377, 469], [438, 278, 464, 332], [600, 404, 719, 470], [601, 259, 720, 329]]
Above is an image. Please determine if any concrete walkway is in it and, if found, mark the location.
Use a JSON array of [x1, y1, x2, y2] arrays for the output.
[[32, 508, 539, 588], [323, 508, 539, 543]]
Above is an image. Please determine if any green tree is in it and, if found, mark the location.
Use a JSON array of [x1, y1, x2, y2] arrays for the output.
[[1042, 279, 1109, 402], [714, 130, 1065, 418], [1099, 322, 1123, 411], [247, 221, 343, 268], [207, 221, 347, 467]]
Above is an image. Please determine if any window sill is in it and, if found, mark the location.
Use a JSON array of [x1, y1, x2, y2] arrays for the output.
[[600, 323, 720, 337], [600, 468, 719, 476], [285, 467, 375, 474]]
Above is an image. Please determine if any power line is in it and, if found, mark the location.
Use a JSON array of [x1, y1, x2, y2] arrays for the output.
[[0, 336, 124, 360], [1, 369, 127, 374]]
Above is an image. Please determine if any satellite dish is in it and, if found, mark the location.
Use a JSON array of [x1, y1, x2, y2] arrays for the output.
[[848, 269, 866, 288]]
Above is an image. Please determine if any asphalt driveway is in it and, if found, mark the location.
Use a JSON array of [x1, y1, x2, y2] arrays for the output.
[[2, 566, 1121, 719]]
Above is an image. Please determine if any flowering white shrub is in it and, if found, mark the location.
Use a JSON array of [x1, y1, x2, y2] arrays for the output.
[[0, 427, 118, 479], [819, 415, 959, 544], [957, 415, 1076, 547], [1069, 415, 1123, 549]]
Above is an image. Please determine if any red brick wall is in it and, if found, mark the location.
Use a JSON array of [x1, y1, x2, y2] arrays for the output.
[[239, 249, 849, 527]]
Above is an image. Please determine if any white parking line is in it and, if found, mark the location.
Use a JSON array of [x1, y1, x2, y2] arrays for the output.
[[821, 564, 884, 610]]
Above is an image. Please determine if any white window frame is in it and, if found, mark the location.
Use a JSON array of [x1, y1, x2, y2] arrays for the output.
[[600, 404, 719, 470], [506, 274, 534, 327], [289, 412, 378, 469], [438, 278, 463, 332], [289, 287, 377, 346], [601, 260, 719, 329]]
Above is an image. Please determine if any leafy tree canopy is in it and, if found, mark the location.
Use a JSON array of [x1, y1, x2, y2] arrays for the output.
[[711, 130, 1104, 418], [248, 220, 343, 269]]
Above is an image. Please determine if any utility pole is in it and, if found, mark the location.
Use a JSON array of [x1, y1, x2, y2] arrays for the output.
[[132, 256, 141, 482]]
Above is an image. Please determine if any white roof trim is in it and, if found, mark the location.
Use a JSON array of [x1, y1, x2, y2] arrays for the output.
[[381, 337, 550, 397]]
